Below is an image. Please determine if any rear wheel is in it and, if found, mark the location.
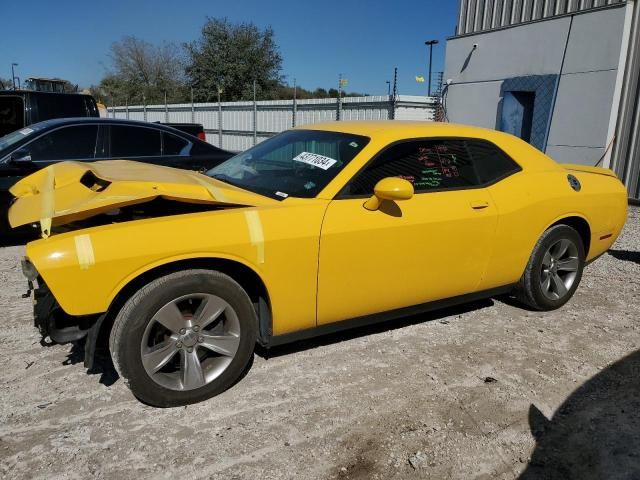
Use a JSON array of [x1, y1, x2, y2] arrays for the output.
[[516, 225, 585, 311], [109, 269, 257, 407]]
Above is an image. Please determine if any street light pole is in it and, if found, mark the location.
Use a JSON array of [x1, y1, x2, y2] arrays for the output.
[[11, 63, 18, 90], [425, 40, 439, 97], [386, 80, 391, 96]]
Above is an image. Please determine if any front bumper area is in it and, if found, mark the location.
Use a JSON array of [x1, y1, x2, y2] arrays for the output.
[[33, 279, 97, 344]]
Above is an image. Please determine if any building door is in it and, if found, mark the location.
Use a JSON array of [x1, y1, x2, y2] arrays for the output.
[[500, 91, 535, 143]]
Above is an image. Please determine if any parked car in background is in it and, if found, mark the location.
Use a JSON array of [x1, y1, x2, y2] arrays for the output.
[[0, 91, 99, 137], [0, 118, 233, 234], [159, 123, 207, 141]]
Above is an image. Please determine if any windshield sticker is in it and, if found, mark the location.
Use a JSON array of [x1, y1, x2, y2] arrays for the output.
[[349, 142, 359, 148], [304, 181, 316, 190], [275, 191, 289, 198], [292, 152, 337, 170], [19, 128, 33, 136]]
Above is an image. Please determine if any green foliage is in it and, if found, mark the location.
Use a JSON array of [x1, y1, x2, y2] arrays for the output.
[[95, 19, 369, 105], [185, 17, 283, 102]]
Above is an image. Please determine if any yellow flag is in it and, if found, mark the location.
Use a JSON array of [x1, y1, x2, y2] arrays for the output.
[[415, 76, 425, 83]]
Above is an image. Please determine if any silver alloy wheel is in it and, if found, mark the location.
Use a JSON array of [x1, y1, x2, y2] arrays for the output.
[[140, 293, 241, 391], [540, 239, 580, 301]]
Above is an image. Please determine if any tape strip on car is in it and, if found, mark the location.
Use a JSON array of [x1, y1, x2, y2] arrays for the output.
[[191, 174, 227, 202], [40, 167, 55, 238], [74, 234, 96, 270], [244, 210, 265, 264]]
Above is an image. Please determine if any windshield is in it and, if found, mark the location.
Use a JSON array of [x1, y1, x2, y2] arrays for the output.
[[207, 129, 370, 199]]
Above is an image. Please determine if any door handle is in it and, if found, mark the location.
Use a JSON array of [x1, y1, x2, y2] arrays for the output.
[[470, 200, 490, 210]]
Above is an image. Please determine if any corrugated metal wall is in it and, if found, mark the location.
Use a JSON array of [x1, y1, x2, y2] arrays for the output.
[[456, 0, 626, 35], [111, 95, 437, 152]]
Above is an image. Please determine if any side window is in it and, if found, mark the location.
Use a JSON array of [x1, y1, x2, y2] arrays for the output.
[[347, 139, 479, 196], [467, 140, 521, 184], [163, 132, 191, 155], [110, 126, 161, 157], [27, 125, 98, 161]]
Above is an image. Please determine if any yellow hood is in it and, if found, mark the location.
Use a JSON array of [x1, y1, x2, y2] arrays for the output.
[[8, 160, 275, 233]]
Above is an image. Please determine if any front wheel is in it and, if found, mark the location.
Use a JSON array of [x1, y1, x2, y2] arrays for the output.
[[109, 269, 257, 407], [516, 225, 585, 311]]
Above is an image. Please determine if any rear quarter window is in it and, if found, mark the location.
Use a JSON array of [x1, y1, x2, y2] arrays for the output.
[[467, 140, 521, 184]]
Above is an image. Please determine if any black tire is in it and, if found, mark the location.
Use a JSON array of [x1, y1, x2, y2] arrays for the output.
[[516, 225, 585, 311], [109, 269, 257, 407]]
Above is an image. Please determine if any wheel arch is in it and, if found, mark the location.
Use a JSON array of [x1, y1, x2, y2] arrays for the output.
[[548, 215, 591, 257], [93, 257, 272, 364]]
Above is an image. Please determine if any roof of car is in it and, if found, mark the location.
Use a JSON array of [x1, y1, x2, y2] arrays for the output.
[[24, 117, 211, 138], [298, 120, 515, 142]]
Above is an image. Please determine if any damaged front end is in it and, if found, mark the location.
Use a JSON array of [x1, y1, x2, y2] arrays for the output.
[[23, 258, 106, 369]]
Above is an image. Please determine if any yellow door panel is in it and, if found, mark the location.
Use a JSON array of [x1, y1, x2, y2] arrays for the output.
[[317, 189, 497, 326]]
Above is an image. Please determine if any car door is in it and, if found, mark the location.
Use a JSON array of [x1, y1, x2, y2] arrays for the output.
[[16, 124, 100, 174], [316, 138, 498, 326]]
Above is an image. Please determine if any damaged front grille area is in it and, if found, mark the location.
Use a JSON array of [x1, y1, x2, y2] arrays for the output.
[[34, 279, 98, 345]]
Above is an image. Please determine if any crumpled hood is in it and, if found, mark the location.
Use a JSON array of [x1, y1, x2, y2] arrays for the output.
[[8, 160, 276, 233]]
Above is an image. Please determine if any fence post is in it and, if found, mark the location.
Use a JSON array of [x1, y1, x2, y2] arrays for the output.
[[217, 88, 223, 148], [253, 79, 257, 146], [143, 94, 147, 122], [191, 87, 195, 124], [164, 91, 168, 122], [292, 78, 297, 128], [336, 74, 343, 121], [126, 98, 129, 120], [390, 67, 398, 120]]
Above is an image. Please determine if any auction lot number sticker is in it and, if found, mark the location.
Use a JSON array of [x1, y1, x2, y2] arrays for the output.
[[292, 152, 337, 170]]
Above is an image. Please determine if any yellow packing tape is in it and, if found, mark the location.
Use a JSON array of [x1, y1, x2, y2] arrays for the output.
[[191, 174, 227, 202], [244, 210, 265, 264], [74, 234, 96, 270], [40, 167, 55, 238]]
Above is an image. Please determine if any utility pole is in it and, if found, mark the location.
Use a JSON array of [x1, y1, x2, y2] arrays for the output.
[[386, 80, 391, 97], [11, 63, 18, 90], [425, 40, 439, 97]]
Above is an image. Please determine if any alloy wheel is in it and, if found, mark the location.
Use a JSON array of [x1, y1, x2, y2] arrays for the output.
[[140, 293, 241, 391], [540, 239, 580, 301]]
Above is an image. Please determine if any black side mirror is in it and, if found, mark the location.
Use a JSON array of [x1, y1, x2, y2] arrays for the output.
[[10, 148, 32, 164]]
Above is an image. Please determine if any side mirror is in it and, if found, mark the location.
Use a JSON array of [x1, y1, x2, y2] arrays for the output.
[[10, 148, 32, 164], [364, 177, 414, 211]]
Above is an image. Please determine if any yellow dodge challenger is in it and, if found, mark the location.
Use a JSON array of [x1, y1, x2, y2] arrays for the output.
[[9, 121, 628, 407]]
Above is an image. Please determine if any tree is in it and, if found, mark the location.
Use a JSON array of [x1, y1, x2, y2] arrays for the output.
[[100, 35, 187, 105], [185, 18, 283, 102], [0, 78, 12, 90]]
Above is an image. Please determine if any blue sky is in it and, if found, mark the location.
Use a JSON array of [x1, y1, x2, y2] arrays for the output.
[[1, 0, 458, 96]]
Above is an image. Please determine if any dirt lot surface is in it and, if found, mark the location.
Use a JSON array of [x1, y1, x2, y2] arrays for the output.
[[0, 208, 638, 480]]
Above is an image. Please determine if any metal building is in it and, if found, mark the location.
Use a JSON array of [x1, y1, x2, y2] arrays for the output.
[[445, 0, 640, 199]]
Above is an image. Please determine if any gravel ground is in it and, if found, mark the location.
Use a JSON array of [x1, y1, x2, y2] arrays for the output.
[[0, 208, 638, 480]]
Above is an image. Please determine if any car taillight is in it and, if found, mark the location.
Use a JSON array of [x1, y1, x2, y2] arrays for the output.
[[197, 131, 206, 141]]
